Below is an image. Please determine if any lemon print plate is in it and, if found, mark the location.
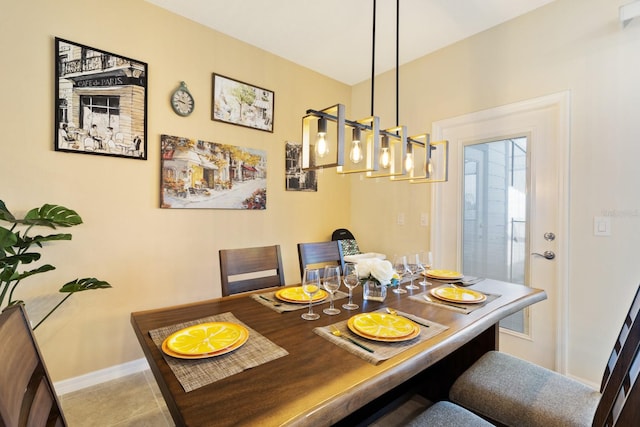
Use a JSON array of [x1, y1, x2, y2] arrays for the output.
[[430, 286, 486, 304], [275, 286, 327, 303], [347, 313, 420, 342], [424, 269, 464, 280], [162, 322, 249, 359]]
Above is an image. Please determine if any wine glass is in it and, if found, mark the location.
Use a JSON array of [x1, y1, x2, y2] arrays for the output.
[[342, 263, 360, 310], [322, 265, 341, 315], [301, 268, 321, 320], [405, 254, 420, 290], [418, 251, 433, 286], [392, 255, 408, 294]]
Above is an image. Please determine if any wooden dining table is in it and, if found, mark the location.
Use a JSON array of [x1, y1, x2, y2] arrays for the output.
[[130, 279, 546, 426]]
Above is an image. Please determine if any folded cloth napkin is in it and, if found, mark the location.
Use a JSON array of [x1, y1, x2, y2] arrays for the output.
[[149, 312, 288, 392], [409, 289, 500, 314], [314, 309, 448, 365], [421, 275, 485, 286], [252, 290, 349, 313], [456, 276, 485, 286]]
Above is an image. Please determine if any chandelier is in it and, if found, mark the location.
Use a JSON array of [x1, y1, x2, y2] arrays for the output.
[[301, 0, 448, 183]]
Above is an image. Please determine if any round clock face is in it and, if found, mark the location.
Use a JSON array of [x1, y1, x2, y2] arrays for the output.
[[171, 84, 194, 116]]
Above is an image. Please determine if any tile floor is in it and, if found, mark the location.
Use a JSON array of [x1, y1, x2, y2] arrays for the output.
[[59, 370, 428, 426], [59, 370, 173, 427]]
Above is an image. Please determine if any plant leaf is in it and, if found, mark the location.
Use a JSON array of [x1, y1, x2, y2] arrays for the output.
[[0, 252, 42, 267], [0, 264, 55, 282], [0, 200, 16, 222], [0, 226, 18, 250], [60, 278, 112, 293], [18, 233, 73, 249], [21, 204, 83, 228]]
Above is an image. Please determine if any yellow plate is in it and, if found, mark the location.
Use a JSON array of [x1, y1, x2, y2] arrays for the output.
[[424, 269, 464, 280], [162, 326, 249, 359], [275, 286, 328, 303], [348, 315, 420, 342], [351, 312, 416, 339], [430, 286, 486, 303], [165, 322, 246, 356]]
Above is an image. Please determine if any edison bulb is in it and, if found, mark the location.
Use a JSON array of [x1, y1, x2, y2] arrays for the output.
[[379, 147, 390, 169], [350, 141, 363, 163], [316, 133, 328, 157], [405, 152, 414, 172]]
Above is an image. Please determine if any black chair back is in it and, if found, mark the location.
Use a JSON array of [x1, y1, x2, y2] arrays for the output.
[[592, 284, 640, 426]]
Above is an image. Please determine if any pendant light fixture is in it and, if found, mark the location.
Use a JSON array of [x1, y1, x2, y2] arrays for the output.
[[301, 0, 448, 183]]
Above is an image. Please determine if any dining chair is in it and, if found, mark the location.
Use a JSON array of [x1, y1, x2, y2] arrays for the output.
[[297, 240, 344, 277], [331, 228, 361, 258], [448, 284, 640, 427], [219, 244, 285, 296], [405, 401, 494, 426], [0, 303, 67, 426]]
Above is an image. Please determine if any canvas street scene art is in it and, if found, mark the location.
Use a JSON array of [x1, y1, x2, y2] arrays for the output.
[[161, 134, 267, 209]]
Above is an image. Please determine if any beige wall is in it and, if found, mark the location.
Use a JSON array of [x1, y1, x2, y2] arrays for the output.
[[350, 0, 640, 386], [3, 0, 640, 388], [1, 0, 352, 381]]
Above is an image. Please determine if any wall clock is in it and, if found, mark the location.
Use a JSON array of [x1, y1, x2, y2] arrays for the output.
[[170, 81, 194, 116]]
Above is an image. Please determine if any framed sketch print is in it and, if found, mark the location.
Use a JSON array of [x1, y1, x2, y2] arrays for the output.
[[212, 73, 274, 132], [54, 37, 148, 160], [161, 134, 267, 210], [285, 142, 317, 191]]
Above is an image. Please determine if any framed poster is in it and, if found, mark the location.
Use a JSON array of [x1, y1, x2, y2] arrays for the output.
[[161, 134, 267, 209], [285, 142, 317, 191], [54, 37, 147, 160], [212, 73, 274, 132]]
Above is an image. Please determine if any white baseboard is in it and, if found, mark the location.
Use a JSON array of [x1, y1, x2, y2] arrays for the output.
[[54, 358, 150, 396]]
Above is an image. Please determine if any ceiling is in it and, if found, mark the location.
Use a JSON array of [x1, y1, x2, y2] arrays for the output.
[[146, 0, 556, 86]]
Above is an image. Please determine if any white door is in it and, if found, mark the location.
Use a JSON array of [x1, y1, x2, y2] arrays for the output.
[[431, 92, 570, 371]]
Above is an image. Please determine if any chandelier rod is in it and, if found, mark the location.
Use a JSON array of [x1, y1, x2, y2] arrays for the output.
[[395, 0, 399, 127], [370, 0, 377, 117]]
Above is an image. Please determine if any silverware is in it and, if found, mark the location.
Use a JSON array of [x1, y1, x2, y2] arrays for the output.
[[423, 294, 468, 310], [385, 307, 430, 328], [259, 295, 282, 306], [331, 327, 374, 353]]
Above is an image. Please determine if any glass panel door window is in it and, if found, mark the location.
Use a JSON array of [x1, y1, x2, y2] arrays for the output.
[[463, 137, 528, 332]]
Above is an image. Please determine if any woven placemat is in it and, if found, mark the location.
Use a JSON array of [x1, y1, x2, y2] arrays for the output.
[[314, 309, 448, 365], [251, 290, 349, 313], [409, 289, 500, 314], [149, 312, 288, 392]]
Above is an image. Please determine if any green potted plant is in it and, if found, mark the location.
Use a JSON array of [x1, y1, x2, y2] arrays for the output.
[[0, 199, 111, 329]]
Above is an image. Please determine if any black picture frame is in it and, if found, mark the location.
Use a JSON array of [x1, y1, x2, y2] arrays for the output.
[[285, 142, 317, 191], [54, 37, 148, 160], [211, 73, 274, 133]]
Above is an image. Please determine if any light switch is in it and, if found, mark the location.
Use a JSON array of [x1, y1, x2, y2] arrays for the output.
[[420, 213, 428, 227], [397, 213, 405, 225], [594, 216, 611, 236]]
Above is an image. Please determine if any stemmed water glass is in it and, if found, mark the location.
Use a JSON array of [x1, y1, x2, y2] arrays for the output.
[[322, 265, 341, 315], [342, 263, 360, 310], [405, 254, 420, 290], [392, 255, 408, 294], [418, 251, 433, 286], [301, 268, 321, 320]]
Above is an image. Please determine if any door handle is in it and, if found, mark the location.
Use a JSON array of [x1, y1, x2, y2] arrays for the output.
[[532, 250, 555, 260]]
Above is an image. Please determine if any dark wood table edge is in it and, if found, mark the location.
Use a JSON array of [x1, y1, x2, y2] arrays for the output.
[[284, 288, 547, 426], [130, 285, 547, 427]]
